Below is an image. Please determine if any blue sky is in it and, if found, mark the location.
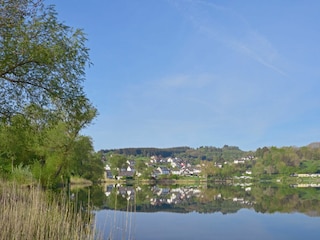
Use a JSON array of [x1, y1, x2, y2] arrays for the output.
[[48, 0, 320, 151]]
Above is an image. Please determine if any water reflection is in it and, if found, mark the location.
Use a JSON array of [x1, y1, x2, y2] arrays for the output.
[[71, 183, 320, 239], [95, 209, 320, 240], [99, 183, 320, 216], [72, 183, 320, 216]]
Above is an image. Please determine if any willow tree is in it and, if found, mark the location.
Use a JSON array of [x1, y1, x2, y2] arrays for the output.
[[0, 0, 98, 185], [0, 0, 95, 120]]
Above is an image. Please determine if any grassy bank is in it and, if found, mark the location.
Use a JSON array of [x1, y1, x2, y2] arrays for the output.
[[70, 176, 93, 185], [0, 180, 98, 240], [102, 176, 205, 184]]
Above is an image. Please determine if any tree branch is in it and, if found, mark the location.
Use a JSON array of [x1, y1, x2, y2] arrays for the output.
[[0, 73, 52, 93]]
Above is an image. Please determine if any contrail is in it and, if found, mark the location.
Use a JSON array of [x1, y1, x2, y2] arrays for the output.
[[168, 0, 287, 76]]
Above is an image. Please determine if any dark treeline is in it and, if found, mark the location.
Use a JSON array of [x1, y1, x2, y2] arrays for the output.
[[179, 145, 249, 162], [102, 147, 191, 158], [102, 145, 249, 163]]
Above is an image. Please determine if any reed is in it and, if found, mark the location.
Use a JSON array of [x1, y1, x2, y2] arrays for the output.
[[0, 180, 99, 240]]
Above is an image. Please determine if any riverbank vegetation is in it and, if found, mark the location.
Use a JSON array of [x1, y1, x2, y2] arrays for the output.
[[0, 180, 98, 240], [0, 1, 103, 238], [0, 0, 104, 188]]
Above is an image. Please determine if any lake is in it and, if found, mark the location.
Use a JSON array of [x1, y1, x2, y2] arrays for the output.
[[75, 183, 320, 239]]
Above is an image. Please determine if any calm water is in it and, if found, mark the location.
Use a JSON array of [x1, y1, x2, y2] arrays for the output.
[[95, 209, 320, 240], [77, 183, 320, 239]]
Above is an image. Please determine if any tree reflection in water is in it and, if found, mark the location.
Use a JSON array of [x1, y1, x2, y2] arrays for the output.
[[74, 183, 320, 216], [86, 183, 320, 239]]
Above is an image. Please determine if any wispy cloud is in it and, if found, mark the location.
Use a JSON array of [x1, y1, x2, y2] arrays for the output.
[[155, 74, 213, 89], [169, 0, 287, 76], [230, 34, 287, 76]]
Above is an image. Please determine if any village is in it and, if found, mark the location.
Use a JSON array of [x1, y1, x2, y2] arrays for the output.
[[101, 153, 320, 213], [104, 155, 204, 180], [103, 154, 257, 181]]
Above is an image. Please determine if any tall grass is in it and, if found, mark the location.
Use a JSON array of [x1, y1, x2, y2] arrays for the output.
[[0, 180, 99, 240]]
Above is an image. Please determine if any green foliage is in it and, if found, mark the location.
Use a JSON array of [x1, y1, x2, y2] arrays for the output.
[[108, 154, 127, 172], [28, 130, 103, 186], [252, 145, 320, 176], [173, 145, 247, 164], [0, 0, 99, 187], [11, 163, 34, 185], [77, 150, 105, 182], [0, 115, 39, 166], [0, 0, 95, 122], [298, 160, 320, 174], [135, 159, 147, 172]]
